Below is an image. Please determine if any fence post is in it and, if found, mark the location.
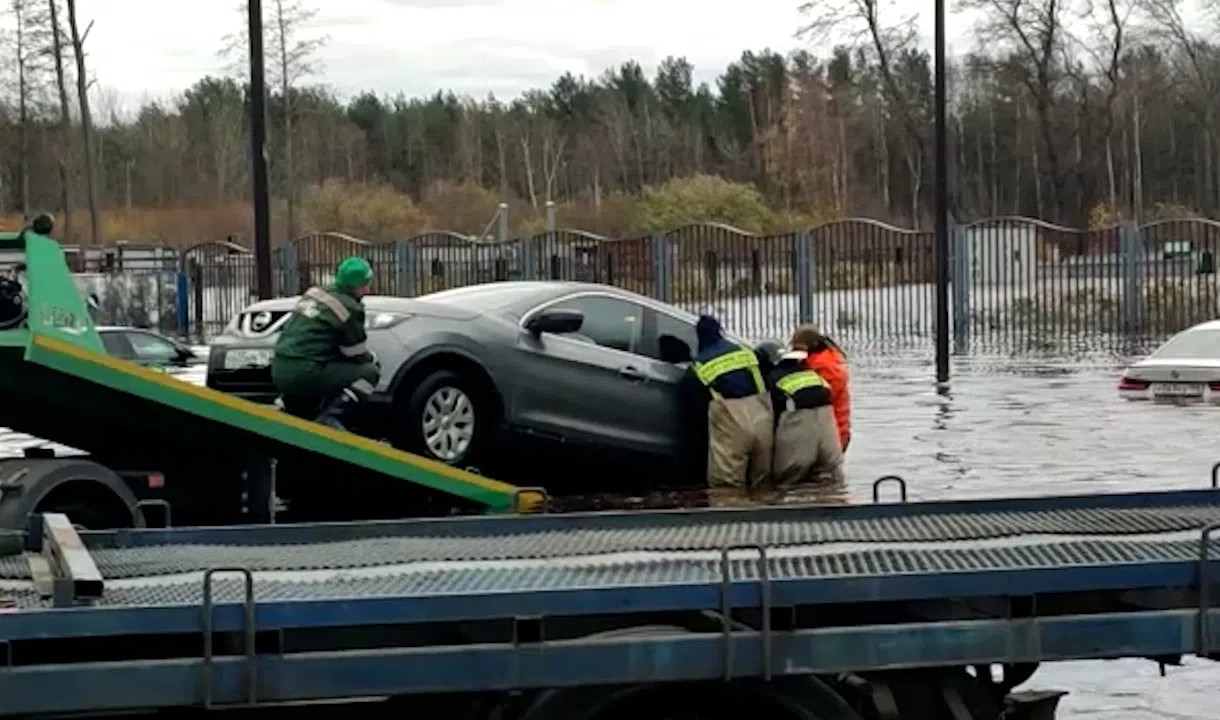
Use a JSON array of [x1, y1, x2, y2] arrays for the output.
[[651, 233, 672, 303], [795, 230, 814, 324], [395, 239, 415, 297], [281, 243, 299, 297], [545, 201, 556, 232], [951, 223, 972, 355], [497, 203, 509, 243], [175, 270, 189, 339], [1119, 223, 1144, 337], [189, 258, 205, 345], [519, 233, 536, 281]]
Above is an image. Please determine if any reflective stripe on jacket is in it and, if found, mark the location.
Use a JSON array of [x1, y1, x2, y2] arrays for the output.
[[767, 361, 832, 415], [693, 342, 766, 400], [273, 285, 372, 364], [776, 369, 828, 395]]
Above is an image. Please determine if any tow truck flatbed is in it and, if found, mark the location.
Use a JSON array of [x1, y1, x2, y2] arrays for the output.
[[0, 219, 542, 531], [1, 480, 1218, 718]]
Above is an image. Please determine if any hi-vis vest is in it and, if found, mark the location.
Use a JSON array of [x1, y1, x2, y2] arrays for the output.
[[775, 368, 829, 396], [693, 344, 765, 400]]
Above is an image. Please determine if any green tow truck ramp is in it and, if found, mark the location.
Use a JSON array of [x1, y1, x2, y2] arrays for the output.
[[0, 220, 542, 528]]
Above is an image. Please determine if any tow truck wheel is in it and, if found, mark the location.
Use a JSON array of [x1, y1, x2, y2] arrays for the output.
[[35, 483, 135, 530], [860, 669, 1003, 720], [517, 678, 862, 720], [403, 369, 495, 468], [517, 625, 861, 720]]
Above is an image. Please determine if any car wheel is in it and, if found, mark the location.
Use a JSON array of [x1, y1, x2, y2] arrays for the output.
[[403, 370, 494, 468]]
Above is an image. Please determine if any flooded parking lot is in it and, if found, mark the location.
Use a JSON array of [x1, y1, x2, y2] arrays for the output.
[[0, 349, 1214, 717], [845, 353, 1216, 720]]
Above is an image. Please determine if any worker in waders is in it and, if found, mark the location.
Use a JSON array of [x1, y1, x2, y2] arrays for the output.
[[685, 315, 773, 504], [766, 347, 844, 486], [272, 257, 380, 433]]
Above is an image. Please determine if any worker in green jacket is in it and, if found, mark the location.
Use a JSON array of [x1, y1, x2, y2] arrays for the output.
[[271, 256, 380, 433]]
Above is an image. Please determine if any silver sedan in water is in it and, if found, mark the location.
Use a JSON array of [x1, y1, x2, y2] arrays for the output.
[[207, 281, 773, 471], [1119, 320, 1220, 403]]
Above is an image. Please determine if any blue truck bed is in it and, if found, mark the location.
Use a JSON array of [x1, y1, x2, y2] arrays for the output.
[[1, 482, 1218, 716]]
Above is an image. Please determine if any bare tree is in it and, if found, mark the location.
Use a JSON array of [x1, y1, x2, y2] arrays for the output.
[[1136, 0, 1220, 211], [799, 0, 927, 225], [45, 0, 72, 243], [960, 0, 1071, 221], [65, 0, 99, 244], [5, 0, 53, 219], [220, 0, 328, 242], [1075, 0, 1136, 217]]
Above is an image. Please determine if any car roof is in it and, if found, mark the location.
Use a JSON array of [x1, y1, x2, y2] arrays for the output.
[[239, 281, 653, 313], [233, 281, 750, 340]]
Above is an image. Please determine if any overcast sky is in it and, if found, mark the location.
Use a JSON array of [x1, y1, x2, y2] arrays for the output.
[[60, 0, 984, 112]]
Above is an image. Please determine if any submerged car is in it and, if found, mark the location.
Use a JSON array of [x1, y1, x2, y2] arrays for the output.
[[1118, 320, 1220, 403], [207, 281, 776, 471]]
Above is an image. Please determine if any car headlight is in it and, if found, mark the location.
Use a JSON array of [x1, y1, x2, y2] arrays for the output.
[[366, 312, 412, 330]]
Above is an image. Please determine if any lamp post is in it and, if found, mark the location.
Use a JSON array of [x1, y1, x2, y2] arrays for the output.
[[934, 0, 950, 385], [248, 0, 272, 300]]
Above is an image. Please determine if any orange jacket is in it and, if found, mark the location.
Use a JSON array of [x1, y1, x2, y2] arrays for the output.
[[805, 347, 851, 449]]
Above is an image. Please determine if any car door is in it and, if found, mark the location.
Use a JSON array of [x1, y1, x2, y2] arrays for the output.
[[630, 307, 702, 455], [512, 293, 658, 451]]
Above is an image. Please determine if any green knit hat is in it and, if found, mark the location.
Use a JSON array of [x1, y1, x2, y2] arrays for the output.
[[334, 256, 373, 292]]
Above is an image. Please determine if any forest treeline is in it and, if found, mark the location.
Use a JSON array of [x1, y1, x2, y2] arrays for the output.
[[1, 0, 1219, 246]]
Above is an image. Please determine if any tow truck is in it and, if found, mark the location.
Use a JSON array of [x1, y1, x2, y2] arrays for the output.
[[0, 475, 1218, 719], [0, 216, 543, 530]]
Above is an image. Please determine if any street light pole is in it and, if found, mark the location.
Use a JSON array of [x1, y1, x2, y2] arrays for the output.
[[934, 0, 950, 385], [247, 0, 272, 300]]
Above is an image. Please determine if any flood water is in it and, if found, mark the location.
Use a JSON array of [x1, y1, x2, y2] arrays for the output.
[[844, 353, 1217, 720], [550, 351, 1219, 718], [1, 350, 1215, 717]]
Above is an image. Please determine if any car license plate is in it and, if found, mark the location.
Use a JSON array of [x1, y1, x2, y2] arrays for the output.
[[1151, 382, 1204, 397], [223, 348, 274, 370]]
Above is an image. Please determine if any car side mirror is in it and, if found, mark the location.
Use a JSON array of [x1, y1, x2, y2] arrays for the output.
[[525, 309, 583, 336]]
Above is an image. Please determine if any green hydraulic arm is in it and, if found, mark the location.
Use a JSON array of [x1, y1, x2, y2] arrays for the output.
[[0, 219, 541, 515]]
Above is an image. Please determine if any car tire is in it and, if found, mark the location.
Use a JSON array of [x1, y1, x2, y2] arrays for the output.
[[402, 369, 495, 469]]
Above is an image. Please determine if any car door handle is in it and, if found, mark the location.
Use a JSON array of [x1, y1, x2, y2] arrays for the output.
[[618, 366, 646, 381]]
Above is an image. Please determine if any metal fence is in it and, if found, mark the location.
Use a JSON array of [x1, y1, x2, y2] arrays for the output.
[[78, 216, 1220, 357]]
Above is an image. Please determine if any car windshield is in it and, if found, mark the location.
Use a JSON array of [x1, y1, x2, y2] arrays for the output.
[[1151, 328, 1220, 360]]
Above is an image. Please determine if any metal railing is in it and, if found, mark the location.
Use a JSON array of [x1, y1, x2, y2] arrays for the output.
[[76, 216, 1220, 357]]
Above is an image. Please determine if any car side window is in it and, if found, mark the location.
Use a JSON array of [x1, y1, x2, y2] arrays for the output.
[[99, 332, 134, 359], [125, 332, 179, 364], [640, 310, 699, 364], [548, 296, 642, 353]]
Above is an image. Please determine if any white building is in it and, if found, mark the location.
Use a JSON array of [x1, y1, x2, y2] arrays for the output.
[[962, 222, 1049, 285]]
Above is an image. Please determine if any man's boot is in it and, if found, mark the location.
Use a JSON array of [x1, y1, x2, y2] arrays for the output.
[[315, 388, 363, 433]]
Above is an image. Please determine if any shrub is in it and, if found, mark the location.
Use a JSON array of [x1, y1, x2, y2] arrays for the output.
[[631, 174, 774, 234], [302, 179, 429, 240]]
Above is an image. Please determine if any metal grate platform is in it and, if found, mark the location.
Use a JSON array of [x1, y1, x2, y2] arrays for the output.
[[2, 503, 1217, 582], [0, 533, 1214, 610]]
